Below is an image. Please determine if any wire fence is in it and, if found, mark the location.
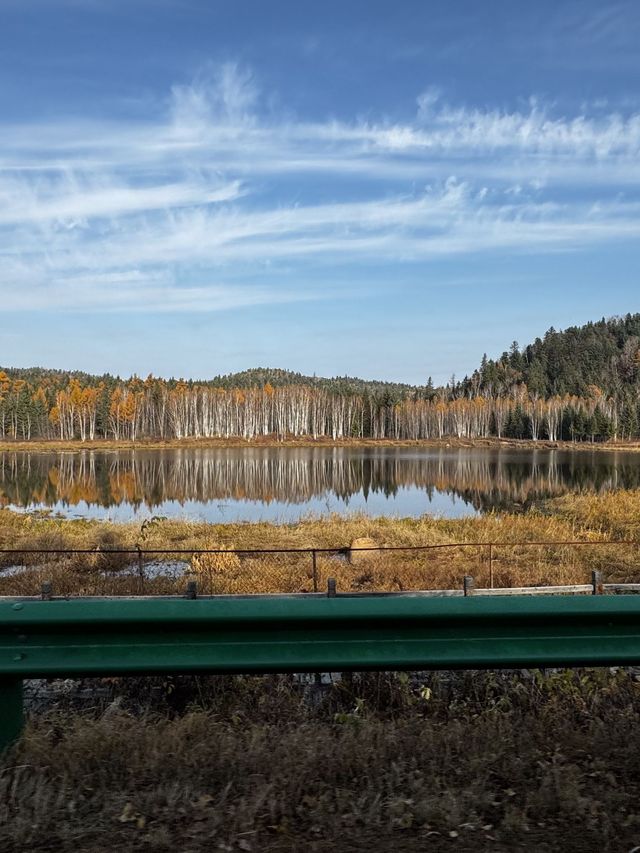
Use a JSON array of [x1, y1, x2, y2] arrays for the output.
[[1, 539, 640, 597]]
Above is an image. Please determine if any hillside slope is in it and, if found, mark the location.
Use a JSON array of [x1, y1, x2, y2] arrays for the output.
[[466, 313, 640, 398]]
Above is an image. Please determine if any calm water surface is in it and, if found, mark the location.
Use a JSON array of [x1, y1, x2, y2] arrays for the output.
[[1, 446, 639, 522]]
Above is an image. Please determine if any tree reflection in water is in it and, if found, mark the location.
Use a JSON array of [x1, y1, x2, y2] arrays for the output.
[[0, 447, 639, 520]]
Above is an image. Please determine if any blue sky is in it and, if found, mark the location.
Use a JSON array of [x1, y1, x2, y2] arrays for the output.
[[1, 0, 639, 384]]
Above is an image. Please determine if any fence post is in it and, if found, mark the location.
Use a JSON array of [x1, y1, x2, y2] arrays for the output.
[[489, 544, 494, 589], [311, 550, 318, 593], [592, 570, 603, 595], [137, 546, 145, 594], [463, 575, 475, 597], [327, 578, 337, 598], [0, 678, 24, 754]]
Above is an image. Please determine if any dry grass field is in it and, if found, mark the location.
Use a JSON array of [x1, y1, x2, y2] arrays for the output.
[[1, 489, 640, 597]]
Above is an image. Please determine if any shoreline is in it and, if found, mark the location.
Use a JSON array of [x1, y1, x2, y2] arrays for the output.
[[1, 435, 640, 453]]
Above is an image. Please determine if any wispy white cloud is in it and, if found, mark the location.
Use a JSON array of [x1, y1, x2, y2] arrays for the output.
[[170, 63, 259, 130], [2, 62, 640, 313], [1, 266, 319, 314], [0, 175, 243, 226], [6, 67, 640, 175]]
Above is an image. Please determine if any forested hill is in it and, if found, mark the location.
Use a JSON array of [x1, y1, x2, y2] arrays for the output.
[[3, 313, 640, 400], [0, 365, 427, 399], [209, 368, 425, 398], [1, 366, 114, 388], [465, 313, 640, 398]]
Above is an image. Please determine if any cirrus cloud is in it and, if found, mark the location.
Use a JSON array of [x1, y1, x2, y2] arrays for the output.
[[2, 62, 640, 313]]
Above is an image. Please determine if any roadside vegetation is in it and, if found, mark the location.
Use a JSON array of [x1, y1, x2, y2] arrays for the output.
[[3, 668, 640, 852]]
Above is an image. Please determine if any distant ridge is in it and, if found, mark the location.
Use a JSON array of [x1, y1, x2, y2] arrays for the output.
[[0, 365, 428, 398], [209, 368, 425, 397], [3, 312, 640, 400]]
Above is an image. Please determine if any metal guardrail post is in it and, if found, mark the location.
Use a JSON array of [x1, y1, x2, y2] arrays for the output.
[[463, 575, 475, 596], [0, 677, 23, 754], [489, 544, 494, 589], [311, 550, 318, 593]]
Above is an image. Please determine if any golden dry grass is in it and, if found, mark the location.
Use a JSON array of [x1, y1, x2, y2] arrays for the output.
[[1, 489, 640, 596]]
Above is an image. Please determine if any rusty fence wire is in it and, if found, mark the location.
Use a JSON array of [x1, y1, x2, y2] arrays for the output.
[[1, 540, 640, 598]]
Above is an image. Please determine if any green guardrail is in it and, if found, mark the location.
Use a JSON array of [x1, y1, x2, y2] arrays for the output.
[[3, 592, 640, 752]]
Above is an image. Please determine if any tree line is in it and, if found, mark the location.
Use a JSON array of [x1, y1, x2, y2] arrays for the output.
[[1, 313, 639, 443], [0, 373, 638, 443]]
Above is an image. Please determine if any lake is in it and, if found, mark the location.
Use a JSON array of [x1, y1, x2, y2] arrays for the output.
[[0, 446, 639, 523]]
